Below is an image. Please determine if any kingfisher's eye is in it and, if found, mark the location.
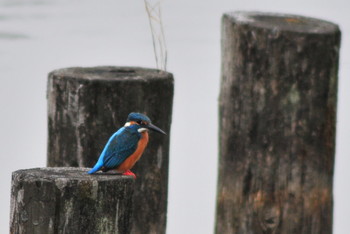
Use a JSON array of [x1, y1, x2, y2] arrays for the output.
[[137, 120, 142, 125]]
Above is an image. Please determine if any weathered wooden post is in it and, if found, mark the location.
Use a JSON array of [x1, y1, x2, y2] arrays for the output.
[[10, 167, 134, 233], [216, 12, 340, 233], [47, 66, 173, 234]]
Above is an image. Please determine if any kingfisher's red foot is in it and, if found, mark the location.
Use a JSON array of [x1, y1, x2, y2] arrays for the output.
[[122, 170, 136, 179]]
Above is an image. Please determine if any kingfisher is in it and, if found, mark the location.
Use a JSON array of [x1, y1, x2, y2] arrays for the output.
[[88, 112, 166, 178]]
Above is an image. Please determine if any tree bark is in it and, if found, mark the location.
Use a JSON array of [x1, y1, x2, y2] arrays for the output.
[[216, 12, 340, 234], [10, 167, 134, 234], [47, 66, 173, 234]]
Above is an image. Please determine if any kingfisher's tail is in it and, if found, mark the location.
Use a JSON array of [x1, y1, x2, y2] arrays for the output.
[[88, 160, 103, 174]]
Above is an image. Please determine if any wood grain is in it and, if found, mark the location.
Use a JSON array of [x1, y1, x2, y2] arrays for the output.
[[10, 167, 134, 234], [216, 12, 340, 234]]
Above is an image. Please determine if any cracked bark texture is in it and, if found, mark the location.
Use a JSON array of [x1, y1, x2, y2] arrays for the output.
[[216, 12, 340, 234], [47, 66, 173, 234], [10, 167, 134, 234]]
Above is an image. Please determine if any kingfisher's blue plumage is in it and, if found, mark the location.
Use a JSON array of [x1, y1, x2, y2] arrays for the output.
[[87, 126, 139, 174], [88, 112, 166, 176]]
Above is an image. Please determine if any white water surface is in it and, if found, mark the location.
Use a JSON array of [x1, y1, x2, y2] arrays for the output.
[[0, 0, 349, 233]]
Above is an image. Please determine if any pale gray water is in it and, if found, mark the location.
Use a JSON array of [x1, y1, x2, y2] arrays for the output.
[[1, 0, 349, 233]]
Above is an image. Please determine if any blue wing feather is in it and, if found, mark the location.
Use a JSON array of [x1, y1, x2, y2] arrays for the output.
[[103, 127, 140, 168], [88, 126, 140, 174]]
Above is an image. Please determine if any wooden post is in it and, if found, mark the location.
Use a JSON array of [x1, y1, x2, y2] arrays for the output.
[[216, 12, 340, 234], [47, 66, 173, 234], [10, 167, 134, 233]]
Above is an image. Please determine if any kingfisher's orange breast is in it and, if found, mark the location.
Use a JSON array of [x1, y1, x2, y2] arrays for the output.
[[116, 131, 149, 172]]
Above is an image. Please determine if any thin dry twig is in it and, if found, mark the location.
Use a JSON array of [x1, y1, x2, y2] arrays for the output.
[[144, 0, 167, 71]]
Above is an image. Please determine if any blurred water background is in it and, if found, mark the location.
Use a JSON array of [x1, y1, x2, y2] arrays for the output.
[[0, 0, 349, 233]]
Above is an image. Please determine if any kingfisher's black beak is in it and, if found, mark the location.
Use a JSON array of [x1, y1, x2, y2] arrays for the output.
[[147, 123, 166, 135]]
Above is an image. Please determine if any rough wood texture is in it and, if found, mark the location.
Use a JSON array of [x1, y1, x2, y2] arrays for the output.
[[216, 12, 340, 234], [10, 167, 134, 234], [47, 66, 173, 234]]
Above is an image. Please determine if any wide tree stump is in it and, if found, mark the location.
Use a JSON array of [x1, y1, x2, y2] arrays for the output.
[[10, 167, 134, 234], [47, 66, 173, 234], [216, 12, 341, 234]]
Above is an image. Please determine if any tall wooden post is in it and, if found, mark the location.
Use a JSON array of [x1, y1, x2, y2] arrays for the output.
[[47, 66, 173, 234], [216, 12, 340, 233], [10, 168, 134, 233]]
